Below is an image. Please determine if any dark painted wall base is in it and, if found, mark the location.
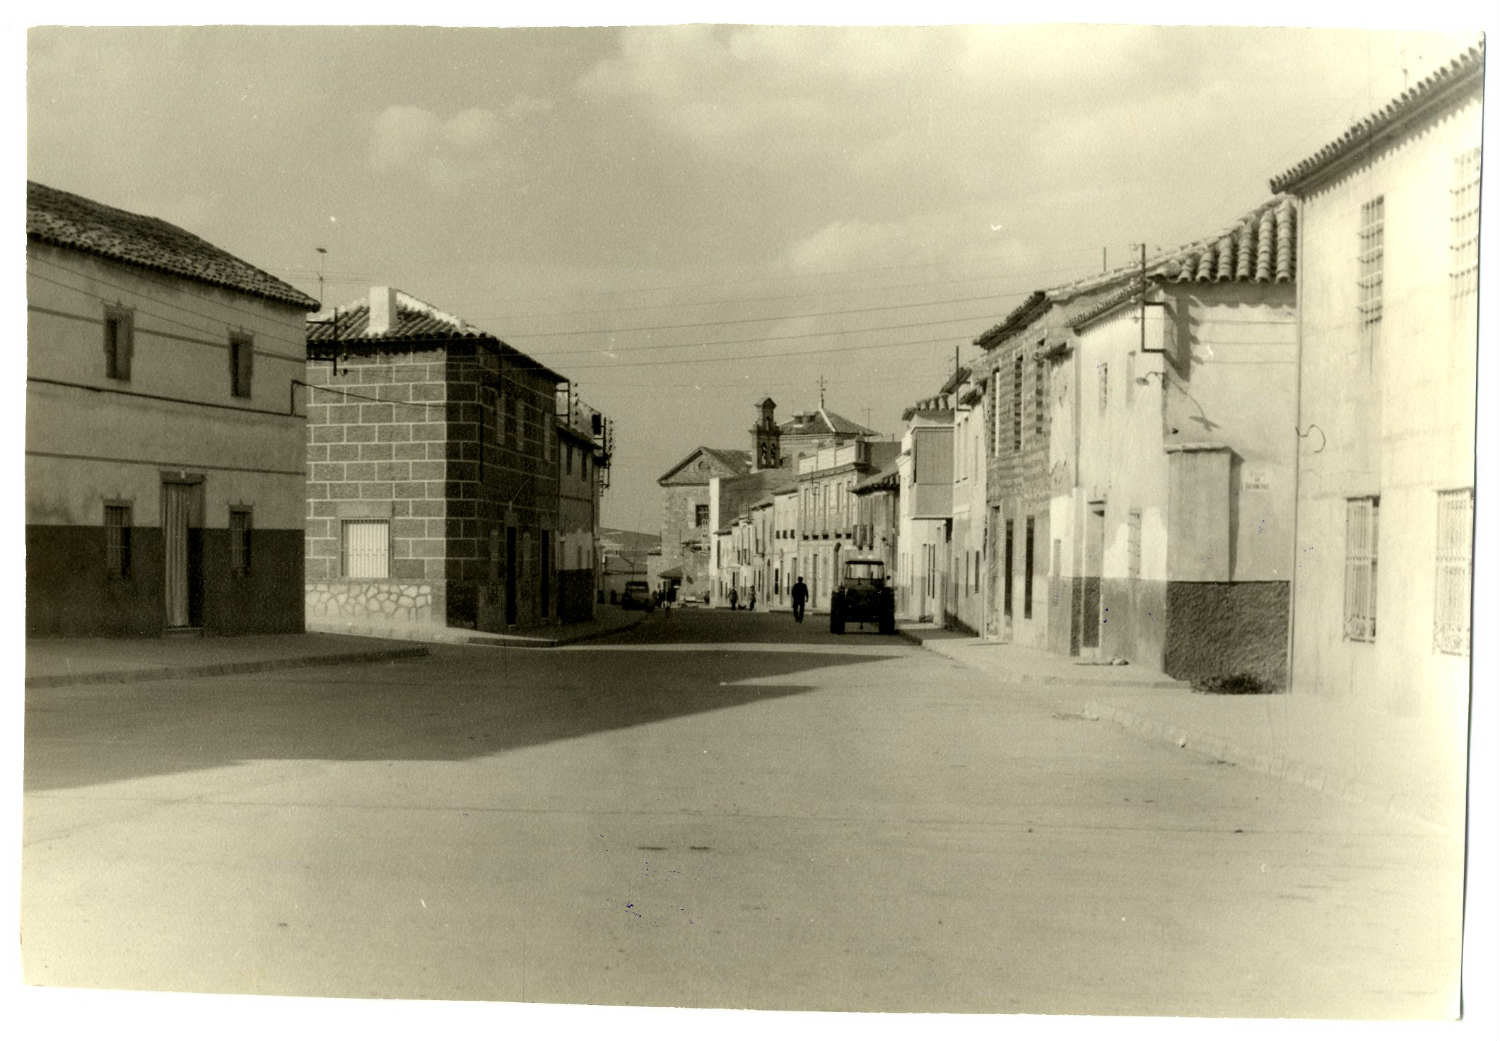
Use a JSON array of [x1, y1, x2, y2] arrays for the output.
[[1164, 581, 1289, 688], [27, 524, 304, 637], [558, 570, 594, 623]]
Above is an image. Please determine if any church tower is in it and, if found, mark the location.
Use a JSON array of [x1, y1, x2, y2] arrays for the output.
[[751, 397, 781, 471]]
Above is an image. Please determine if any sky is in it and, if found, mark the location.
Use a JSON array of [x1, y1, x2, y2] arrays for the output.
[[24, 19, 1484, 535]]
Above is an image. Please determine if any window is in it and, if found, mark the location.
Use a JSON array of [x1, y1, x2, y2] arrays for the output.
[[343, 519, 389, 578], [1003, 519, 1014, 620], [1127, 509, 1142, 579], [229, 332, 254, 398], [1358, 196, 1384, 358], [695, 504, 710, 528], [229, 507, 252, 577], [1012, 354, 1024, 451], [1452, 149, 1481, 301], [1434, 488, 1473, 655], [104, 503, 131, 578], [506, 390, 517, 443], [1344, 496, 1379, 642], [1098, 362, 1109, 414], [566, 442, 574, 475], [1024, 516, 1035, 619], [103, 306, 133, 381], [1034, 358, 1045, 435]]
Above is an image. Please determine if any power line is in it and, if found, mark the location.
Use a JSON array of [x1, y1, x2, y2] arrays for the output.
[[522, 305, 1023, 358], [493, 287, 1051, 340], [552, 332, 965, 371]]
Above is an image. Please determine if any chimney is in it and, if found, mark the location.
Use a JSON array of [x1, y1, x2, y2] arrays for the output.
[[368, 286, 399, 335]]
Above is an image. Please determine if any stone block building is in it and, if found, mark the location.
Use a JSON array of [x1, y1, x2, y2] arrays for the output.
[[304, 286, 601, 634]]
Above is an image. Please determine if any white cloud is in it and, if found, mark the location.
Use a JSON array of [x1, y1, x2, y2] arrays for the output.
[[368, 98, 552, 190]]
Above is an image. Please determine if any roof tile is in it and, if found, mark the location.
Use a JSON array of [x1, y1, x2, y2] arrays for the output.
[[26, 181, 318, 310]]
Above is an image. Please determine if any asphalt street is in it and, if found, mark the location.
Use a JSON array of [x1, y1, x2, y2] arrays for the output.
[[22, 607, 1464, 1016]]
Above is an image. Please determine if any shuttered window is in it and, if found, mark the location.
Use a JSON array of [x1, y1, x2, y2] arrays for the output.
[[1344, 496, 1379, 642], [104, 306, 133, 381], [229, 332, 254, 398], [343, 519, 389, 578], [1434, 488, 1473, 655]]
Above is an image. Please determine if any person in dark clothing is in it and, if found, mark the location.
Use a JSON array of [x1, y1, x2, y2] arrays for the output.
[[729, 588, 738, 611], [791, 576, 808, 622]]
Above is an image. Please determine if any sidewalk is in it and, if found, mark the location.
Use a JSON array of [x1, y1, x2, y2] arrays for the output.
[[899, 624, 1466, 832], [305, 603, 649, 649], [25, 632, 429, 690]]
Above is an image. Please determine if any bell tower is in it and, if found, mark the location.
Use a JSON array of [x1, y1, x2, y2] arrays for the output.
[[751, 397, 781, 471]]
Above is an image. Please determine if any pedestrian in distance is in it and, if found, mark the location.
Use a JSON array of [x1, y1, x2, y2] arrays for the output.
[[729, 588, 739, 611], [749, 588, 757, 612], [791, 576, 808, 623]]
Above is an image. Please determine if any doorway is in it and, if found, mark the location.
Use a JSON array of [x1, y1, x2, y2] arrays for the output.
[[161, 477, 204, 631], [1082, 502, 1105, 651]]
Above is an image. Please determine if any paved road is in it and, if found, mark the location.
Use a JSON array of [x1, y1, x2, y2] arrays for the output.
[[22, 608, 1463, 1016]]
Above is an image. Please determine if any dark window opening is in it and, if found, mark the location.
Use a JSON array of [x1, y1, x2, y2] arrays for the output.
[[229, 508, 252, 577], [1023, 516, 1035, 619], [105, 503, 132, 578], [104, 307, 133, 381], [229, 333, 254, 398]]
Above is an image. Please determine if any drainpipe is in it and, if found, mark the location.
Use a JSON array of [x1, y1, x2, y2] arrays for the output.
[[1286, 199, 1305, 693]]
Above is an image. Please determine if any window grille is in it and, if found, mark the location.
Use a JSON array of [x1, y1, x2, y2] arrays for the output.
[[105, 504, 131, 578], [1452, 149, 1481, 301], [229, 508, 252, 577], [1098, 362, 1109, 414], [1012, 355, 1024, 451], [343, 519, 390, 579], [1034, 358, 1045, 435], [1434, 488, 1473, 655], [1358, 196, 1384, 358], [1344, 496, 1379, 642]]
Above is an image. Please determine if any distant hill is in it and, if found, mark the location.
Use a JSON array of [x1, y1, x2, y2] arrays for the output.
[[599, 527, 660, 555]]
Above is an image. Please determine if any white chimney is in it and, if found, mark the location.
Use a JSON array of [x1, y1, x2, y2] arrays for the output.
[[368, 286, 399, 335]]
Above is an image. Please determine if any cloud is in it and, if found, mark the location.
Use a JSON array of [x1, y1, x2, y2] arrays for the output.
[[368, 98, 552, 190]]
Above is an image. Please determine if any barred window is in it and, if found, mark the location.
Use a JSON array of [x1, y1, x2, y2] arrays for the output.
[[1434, 488, 1473, 655], [1098, 362, 1109, 414], [1451, 149, 1481, 302], [229, 507, 252, 577], [1034, 358, 1045, 435], [105, 503, 132, 578], [343, 519, 389, 579], [1012, 354, 1023, 451], [1358, 196, 1384, 358], [1344, 496, 1379, 642]]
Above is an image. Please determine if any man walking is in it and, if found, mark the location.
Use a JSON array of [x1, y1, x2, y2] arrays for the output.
[[791, 575, 808, 623]]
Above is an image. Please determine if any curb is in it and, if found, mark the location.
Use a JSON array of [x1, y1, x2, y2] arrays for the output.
[[307, 613, 649, 649], [898, 629, 1191, 690], [1082, 699, 1449, 831], [26, 645, 430, 690]]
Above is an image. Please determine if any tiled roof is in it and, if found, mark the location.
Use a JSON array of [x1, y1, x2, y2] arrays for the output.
[[307, 291, 491, 342], [779, 407, 878, 438], [854, 460, 900, 494], [1271, 41, 1485, 194], [974, 291, 1049, 349], [26, 181, 319, 310], [1155, 197, 1296, 285], [939, 365, 971, 396], [1070, 196, 1298, 331], [701, 447, 753, 475], [307, 289, 566, 382]]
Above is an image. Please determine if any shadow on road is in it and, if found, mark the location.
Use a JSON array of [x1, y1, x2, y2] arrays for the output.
[[24, 642, 895, 792]]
